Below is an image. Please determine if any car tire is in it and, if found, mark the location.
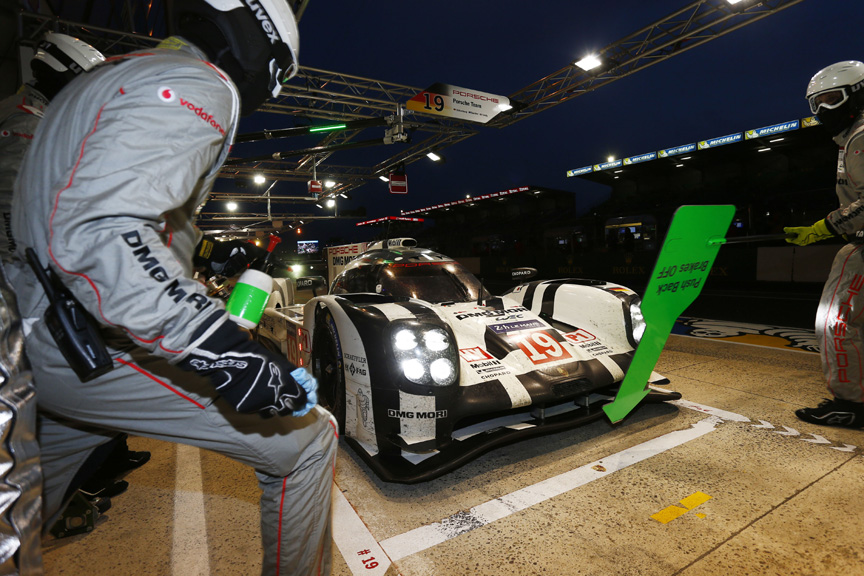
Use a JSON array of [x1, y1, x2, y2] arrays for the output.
[[312, 309, 347, 432]]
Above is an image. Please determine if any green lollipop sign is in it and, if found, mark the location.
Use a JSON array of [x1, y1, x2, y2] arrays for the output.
[[603, 204, 736, 423]]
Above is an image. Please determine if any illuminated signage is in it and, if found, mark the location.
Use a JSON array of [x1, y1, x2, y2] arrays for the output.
[[658, 143, 697, 157], [567, 165, 594, 177], [745, 120, 799, 140], [593, 159, 622, 171], [698, 132, 743, 149], [623, 152, 656, 165]]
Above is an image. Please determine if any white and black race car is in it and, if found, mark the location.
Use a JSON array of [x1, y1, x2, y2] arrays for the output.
[[257, 238, 677, 482]]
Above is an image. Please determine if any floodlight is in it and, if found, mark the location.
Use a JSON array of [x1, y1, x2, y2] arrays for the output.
[[324, 180, 336, 188], [253, 174, 265, 184], [326, 198, 336, 208], [575, 55, 602, 71], [379, 175, 389, 182], [226, 201, 238, 211], [427, 151, 442, 162]]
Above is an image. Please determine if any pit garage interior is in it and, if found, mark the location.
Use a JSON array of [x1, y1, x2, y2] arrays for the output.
[[3, 1, 864, 575]]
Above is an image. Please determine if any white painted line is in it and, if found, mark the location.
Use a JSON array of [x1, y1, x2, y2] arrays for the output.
[[670, 398, 751, 422], [379, 416, 724, 561], [171, 444, 210, 576], [332, 486, 397, 576]]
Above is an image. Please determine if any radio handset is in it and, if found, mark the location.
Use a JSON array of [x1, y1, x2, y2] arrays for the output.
[[25, 248, 114, 382]]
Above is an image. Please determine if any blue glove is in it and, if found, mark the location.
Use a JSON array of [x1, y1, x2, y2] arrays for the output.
[[783, 219, 834, 246], [290, 368, 318, 417]]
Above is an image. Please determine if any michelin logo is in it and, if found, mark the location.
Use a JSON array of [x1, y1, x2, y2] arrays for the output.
[[745, 120, 799, 140]]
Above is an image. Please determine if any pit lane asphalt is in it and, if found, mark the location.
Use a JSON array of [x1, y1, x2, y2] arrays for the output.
[[41, 332, 864, 576]]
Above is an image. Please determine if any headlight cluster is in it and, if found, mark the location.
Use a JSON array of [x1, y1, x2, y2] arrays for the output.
[[391, 322, 458, 386], [629, 300, 646, 344]]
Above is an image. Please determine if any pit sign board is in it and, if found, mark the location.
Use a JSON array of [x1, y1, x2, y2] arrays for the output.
[[407, 82, 510, 124], [603, 204, 735, 423]]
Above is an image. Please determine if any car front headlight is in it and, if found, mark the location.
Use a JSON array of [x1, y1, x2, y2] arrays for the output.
[[629, 299, 646, 345], [390, 322, 458, 386]]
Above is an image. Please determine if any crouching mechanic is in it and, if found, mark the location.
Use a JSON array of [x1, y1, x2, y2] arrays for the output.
[[6, 1, 338, 574], [784, 60, 864, 428]]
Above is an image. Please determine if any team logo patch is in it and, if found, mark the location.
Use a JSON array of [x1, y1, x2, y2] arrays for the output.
[[158, 86, 176, 103]]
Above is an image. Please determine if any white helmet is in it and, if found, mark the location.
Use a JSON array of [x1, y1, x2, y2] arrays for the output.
[[173, 0, 300, 116], [805, 60, 864, 135], [30, 32, 105, 99]]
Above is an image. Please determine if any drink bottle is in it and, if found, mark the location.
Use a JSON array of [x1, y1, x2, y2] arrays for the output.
[[225, 268, 273, 329], [225, 235, 281, 328]]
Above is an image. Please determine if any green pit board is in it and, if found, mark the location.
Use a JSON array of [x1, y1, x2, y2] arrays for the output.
[[602, 204, 735, 423]]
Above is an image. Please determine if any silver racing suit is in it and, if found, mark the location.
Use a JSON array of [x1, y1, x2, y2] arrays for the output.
[[0, 85, 46, 574], [817, 114, 864, 403], [7, 38, 336, 575]]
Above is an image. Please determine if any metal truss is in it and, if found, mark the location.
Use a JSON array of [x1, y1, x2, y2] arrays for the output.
[[12, 0, 808, 218], [491, 0, 807, 127]]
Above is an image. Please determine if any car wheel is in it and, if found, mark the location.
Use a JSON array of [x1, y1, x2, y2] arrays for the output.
[[312, 310, 346, 432]]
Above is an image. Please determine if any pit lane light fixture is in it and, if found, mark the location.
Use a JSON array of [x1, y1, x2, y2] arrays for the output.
[[324, 180, 336, 189], [253, 174, 265, 185], [379, 175, 389, 182], [325, 198, 336, 208], [575, 54, 602, 71], [226, 201, 238, 211]]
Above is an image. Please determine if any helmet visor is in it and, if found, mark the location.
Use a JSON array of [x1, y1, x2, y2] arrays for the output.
[[808, 88, 848, 114]]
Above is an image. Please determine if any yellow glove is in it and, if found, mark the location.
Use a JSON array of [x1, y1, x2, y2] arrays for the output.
[[783, 219, 834, 246]]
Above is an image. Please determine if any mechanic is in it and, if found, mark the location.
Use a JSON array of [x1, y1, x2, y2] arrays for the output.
[[784, 60, 864, 428], [6, 2, 337, 574], [1, 32, 155, 521]]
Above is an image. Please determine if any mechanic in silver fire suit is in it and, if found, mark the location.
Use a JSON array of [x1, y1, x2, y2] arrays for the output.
[[6, 2, 337, 574], [0, 32, 104, 573], [785, 60, 864, 428]]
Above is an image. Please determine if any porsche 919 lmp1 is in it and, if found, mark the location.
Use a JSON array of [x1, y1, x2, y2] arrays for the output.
[[257, 238, 678, 482]]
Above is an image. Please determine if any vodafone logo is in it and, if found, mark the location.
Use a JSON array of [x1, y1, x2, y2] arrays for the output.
[[156, 85, 226, 136], [157, 86, 176, 103]]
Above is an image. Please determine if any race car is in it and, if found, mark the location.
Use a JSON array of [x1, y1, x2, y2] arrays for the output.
[[257, 238, 678, 483]]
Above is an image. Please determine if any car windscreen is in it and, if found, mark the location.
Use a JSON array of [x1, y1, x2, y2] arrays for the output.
[[378, 261, 487, 303]]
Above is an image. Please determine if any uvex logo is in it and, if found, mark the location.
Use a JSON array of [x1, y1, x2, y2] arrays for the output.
[[246, 0, 281, 44]]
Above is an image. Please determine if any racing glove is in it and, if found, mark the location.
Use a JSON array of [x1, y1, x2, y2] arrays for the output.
[[178, 314, 318, 417], [193, 236, 267, 278], [783, 219, 835, 246]]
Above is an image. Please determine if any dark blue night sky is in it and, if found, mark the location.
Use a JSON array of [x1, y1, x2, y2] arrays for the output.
[[218, 0, 864, 243]]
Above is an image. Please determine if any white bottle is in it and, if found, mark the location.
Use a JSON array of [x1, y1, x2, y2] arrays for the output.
[[225, 269, 273, 329]]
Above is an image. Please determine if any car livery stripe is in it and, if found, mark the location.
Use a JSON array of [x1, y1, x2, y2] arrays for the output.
[[474, 347, 532, 407], [594, 353, 625, 381], [539, 281, 563, 318], [520, 281, 540, 309], [369, 302, 417, 321]]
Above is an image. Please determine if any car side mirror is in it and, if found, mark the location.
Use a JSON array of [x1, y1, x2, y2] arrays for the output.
[[296, 276, 328, 297], [510, 267, 537, 282]]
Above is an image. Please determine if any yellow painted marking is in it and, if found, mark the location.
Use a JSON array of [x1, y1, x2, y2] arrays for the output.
[[651, 505, 689, 524], [680, 491, 712, 510], [652, 492, 712, 524], [695, 513, 707, 519]]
